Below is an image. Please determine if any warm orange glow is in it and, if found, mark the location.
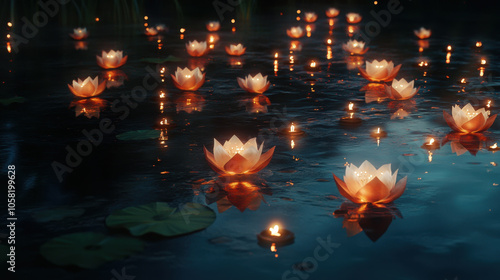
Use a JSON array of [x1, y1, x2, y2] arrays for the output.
[[447, 45, 452, 52], [428, 151, 433, 162], [460, 78, 466, 84], [326, 46, 332, 60], [7, 22, 13, 27], [180, 28, 185, 33], [160, 118, 168, 126], [374, 0, 378, 4], [486, 100, 492, 108], [428, 138, 435, 145], [159, 91, 165, 98], [329, 19, 334, 26], [481, 58, 487, 65], [376, 127, 381, 134], [291, 140, 295, 149], [144, 16, 148, 20], [418, 61, 428, 67], [476, 41, 482, 47], [297, 10, 301, 14], [269, 225, 281, 237], [289, 55, 294, 64], [348, 102, 354, 111], [271, 243, 277, 252], [274, 52, 279, 59], [491, 143, 498, 149], [446, 52, 451, 64], [6, 42, 11, 53], [232, 26, 236, 32], [290, 123, 295, 132], [310, 61, 316, 68], [231, 19, 236, 23], [348, 25, 355, 34], [326, 38, 332, 45]]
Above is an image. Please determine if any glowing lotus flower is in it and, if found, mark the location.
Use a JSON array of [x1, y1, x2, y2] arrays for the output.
[[96, 50, 128, 69], [237, 73, 270, 94], [443, 103, 497, 134], [204, 135, 275, 175], [326, 8, 340, 18], [171, 67, 205, 91], [186, 40, 208, 57], [69, 28, 88, 40], [206, 21, 220, 32], [346, 13, 362, 24], [342, 39, 369, 55], [144, 27, 158, 36], [384, 78, 419, 100], [225, 44, 246, 56], [287, 26, 304, 38], [358, 59, 401, 82], [68, 76, 106, 98], [304, 12, 318, 23], [414, 27, 431, 39], [333, 160, 407, 204]]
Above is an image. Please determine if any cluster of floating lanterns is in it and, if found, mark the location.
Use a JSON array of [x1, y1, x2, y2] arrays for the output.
[[52, 5, 497, 246]]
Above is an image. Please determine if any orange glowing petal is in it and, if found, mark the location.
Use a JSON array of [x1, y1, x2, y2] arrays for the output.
[[333, 173, 364, 204], [204, 146, 226, 174], [223, 153, 253, 174], [443, 111, 462, 132], [461, 113, 486, 133], [378, 176, 407, 204], [247, 146, 275, 174], [481, 114, 497, 131], [354, 177, 391, 203]]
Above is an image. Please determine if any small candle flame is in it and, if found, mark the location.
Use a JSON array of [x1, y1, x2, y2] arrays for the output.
[[348, 102, 354, 111], [180, 28, 185, 33], [491, 143, 498, 149], [327, 39, 332, 45], [460, 78, 466, 84], [274, 52, 279, 59], [271, 243, 277, 252], [418, 61, 428, 67], [447, 45, 452, 52], [7, 22, 13, 27], [95, 17, 100, 22], [310, 61, 316, 68], [428, 138, 435, 145], [481, 58, 487, 65], [476, 41, 482, 47], [269, 225, 281, 237], [290, 123, 295, 132], [291, 140, 295, 149], [160, 118, 168, 125], [376, 127, 380, 134], [486, 100, 492, 108]]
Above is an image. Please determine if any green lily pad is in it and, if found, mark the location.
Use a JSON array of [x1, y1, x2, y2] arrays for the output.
[[32, 207, 85, 223], [116, 129, 160, 141], [106, 202, 216, 237], [140, 55, 182, 64], [0, 96, 26, 105], [40, 232, 144, 269], [0, 244, 8, 262]]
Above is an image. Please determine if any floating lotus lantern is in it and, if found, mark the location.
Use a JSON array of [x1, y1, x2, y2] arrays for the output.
[[237, 73, 270, 94], [186, 40, 208, 57], [69, 27, 88, 40], [206, 21, 221, 32], [68, 76, 106, 98], [358, 59, 401, 82], [96, 50, 128, 69], [287, 26, 304, 38], [279, 122, 305, 137], [384, 78, 419, 100], [333, 161, 407, 204], [489, 143, 500, 152], [342, 39, 369, 55], [443, 103, 497, 134], [414, 27, 431, 39], [144, 27, 158, 36], [370, 127, 387, 139], [203, 135, 275, 175], [346, 13, 362, 24], [326, 8, 340, 18], [225, 44, 246, 56], [171, 67, 206, 91], [257, 224, 294, 247], [303, 12, 317, 23]]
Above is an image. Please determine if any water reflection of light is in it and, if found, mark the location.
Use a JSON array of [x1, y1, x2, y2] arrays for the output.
[[326, 46, 332, 60], [446, 52, 451, 64]]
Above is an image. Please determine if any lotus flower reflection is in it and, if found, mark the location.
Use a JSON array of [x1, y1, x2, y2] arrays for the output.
[[359, 59, 401, 82], [342, 39, 369, 55], [287, 26, 304, 38], [385, 78, 419, 100], [69, 28, 88, 40], [333, 161, 407, 204], [443, 103, 497, 134], [206, 21, 221, 32], [186, 40, 208, 57], [171, 67, 206, 91], [237, 73, 270, 94], [204, 135, 275, 175], [96, 50, 128, 69], [225, 44, 246, 56], [68, 76, 106, 98], [414, 27, 431, 39]]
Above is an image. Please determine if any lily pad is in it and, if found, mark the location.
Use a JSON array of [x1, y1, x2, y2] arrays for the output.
[[0, 244, 8, 262], [0, 96, 26, 105], [106, 202, 216, 237], [40, 232, 144, 269], [32, 207, 85, 223], [116, 130, 160, 141], [140, 55, 182, 64]]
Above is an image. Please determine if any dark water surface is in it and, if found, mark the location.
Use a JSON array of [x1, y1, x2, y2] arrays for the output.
[[1, 4, 500, 280]]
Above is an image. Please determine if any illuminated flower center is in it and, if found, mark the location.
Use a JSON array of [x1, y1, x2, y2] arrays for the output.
[[227, 145, 244, 156], [354, 170, 374, 185], [464, 108, 479, 120]]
